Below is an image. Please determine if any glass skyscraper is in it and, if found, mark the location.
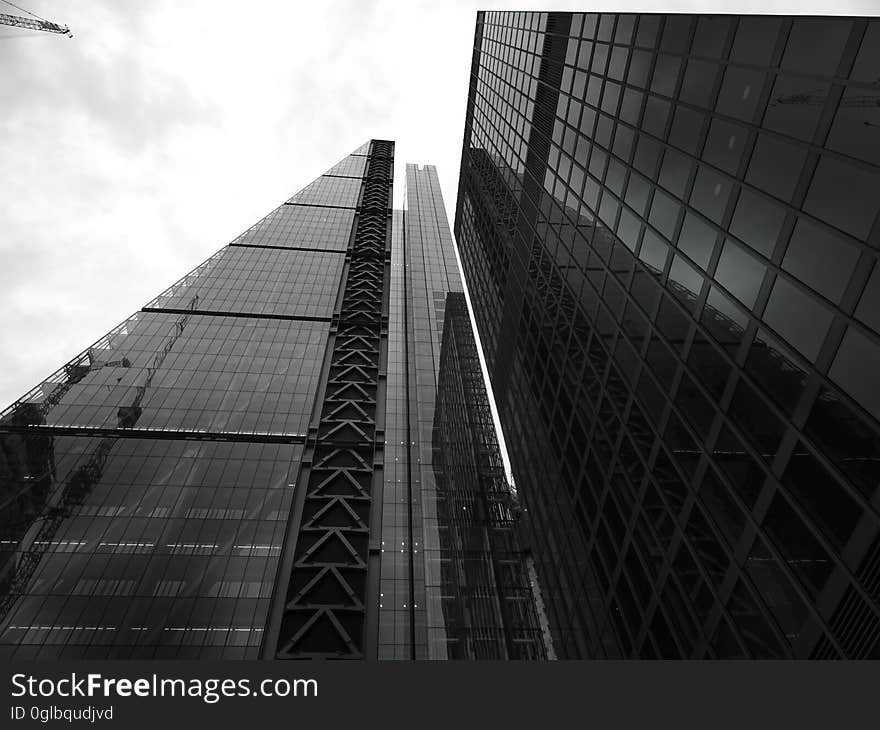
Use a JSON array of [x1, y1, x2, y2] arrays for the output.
[[455, 12, 880, 658], [0, 141, 543, 659]]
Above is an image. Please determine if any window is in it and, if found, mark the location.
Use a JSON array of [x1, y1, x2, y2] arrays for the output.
[[649, 190, 680, 239], [689, 332, 730, 398], [827, 89, 880, 167], [764, 76, 829, 142], [829, 327, 880, 422], [716, 66, 765, 123], [783, 442, 862, 549], [639, 229, 669, 274], [730, 190, 785, 258], [642, 95, 670, 138], [699, 469, 746, 549], [680, 60, 718, 108], [703, 118, 747, 175], [627, 49, 652, 88], [745, 135, 806, 202], [668, 254, 704, 311], [690, 166, 732, 225], [651, 54, 681, 97], [678, 212, 717, 270], [658, 148, 693, 198], [762, 277, 833, 360], [728, 379, 785, 457], [850, 20, 880, 83], [781, 17, 851, 77], [730, 17, 781, 67], [692, 16, 731, 59], [804, 156, 880, 241], [781, 218, 858, 304], [855, 262, 880, 335], [668, 106, 704, 156], [715, 239, 765, 308], [762, 492, 834, 599]]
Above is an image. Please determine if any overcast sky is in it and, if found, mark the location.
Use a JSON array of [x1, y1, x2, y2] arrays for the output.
[[0, 0, 877, 408]]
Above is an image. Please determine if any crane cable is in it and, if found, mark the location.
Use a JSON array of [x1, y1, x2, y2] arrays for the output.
[[0, 0, 49, 23]]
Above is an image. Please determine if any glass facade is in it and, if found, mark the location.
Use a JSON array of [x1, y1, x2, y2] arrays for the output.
[[378, 165, 544, 658], [0, 142, 361, 659], [0, 141, 545, 660], [455, 12, 880, 658]]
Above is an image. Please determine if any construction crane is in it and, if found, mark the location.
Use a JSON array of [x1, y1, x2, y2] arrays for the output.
[[0, 1, 71, 37]]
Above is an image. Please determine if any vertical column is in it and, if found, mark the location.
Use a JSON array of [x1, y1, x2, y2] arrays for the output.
[[264, 140, 394, 659]]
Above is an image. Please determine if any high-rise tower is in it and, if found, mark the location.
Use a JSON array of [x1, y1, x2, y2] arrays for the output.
[[0, 142, 544, 659], [455, 12, 880, 658]]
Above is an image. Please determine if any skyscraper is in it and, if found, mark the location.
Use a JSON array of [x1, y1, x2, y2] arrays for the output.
[[0, 141, 543, 660], [455, 12, 880, 658]]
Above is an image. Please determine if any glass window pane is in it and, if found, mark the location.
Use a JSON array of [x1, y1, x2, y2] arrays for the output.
[[730, 190, 785, 258], [763, 492, 834, 600], [677, 212, 717, 270], [730, 17, 781, 67], [692, 17, 731, 59], [715, 239, 765, 308], [764, 76, 829, 142], [783, 442, 862, 549], [658, 148, 692, 198], [649, 190, 680, 239], [745, 135, 806, 202], [827, 89, 880, 167], [690, 166, 732, 225], [762, 277, 833, 360], [803, 157, 880, 241], [680, 59, 719, 108], [829, 327, 880, 422], [703, 118, 747, 175], [780, 17, 851, 77], [850, 20, 880, 83], [781, 218, 858, 304], [669, 106, 704, 155], [716, 66, 765, 122], [855, 262, 880, 335]]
